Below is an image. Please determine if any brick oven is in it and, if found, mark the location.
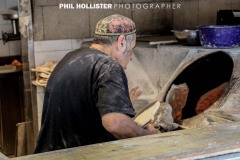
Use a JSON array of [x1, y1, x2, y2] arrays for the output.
[[126, 45, 240, 129]]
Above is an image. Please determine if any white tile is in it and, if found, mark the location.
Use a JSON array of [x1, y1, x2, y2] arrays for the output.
[[36, 86, 45, 93], [6, 20, 11, 25], [34, 39, 72, 52], [9, 40, 21, 55], [0, 24, 13, 38], [71, 39, 83, 50], [0, 40, 9, 57], [37, 92, 44, 113], [0, 16, 7, 25], [34, 50, 72, 66], [6, 0, 18, 9], [0, 0, 6, 24], [0, 0, 6, 9]]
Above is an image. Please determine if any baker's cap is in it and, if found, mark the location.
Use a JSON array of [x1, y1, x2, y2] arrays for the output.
[[95, 14, 136, 36]]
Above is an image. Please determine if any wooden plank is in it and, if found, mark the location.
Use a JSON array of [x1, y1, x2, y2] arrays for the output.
[[11, 122, 240, 160]]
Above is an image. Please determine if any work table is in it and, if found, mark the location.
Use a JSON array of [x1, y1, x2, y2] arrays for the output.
[[11, 121, 240, 160]]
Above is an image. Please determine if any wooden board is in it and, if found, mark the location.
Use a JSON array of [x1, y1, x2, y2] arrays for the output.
[[11, 122, 240, 160]]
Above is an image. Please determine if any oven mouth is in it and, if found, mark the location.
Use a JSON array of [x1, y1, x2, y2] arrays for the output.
[[163, 51, 234, 121]]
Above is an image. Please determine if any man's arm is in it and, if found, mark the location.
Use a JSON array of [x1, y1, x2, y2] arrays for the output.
[[102, 112, 158, 139]]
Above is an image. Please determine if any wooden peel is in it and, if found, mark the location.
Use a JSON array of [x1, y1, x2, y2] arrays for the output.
[[134, 102, 181, 132], [134, 83, 190, 130], [134, 101, 160, 127]]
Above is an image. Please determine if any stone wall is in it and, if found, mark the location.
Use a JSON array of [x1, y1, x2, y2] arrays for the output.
[[32, 0, 240, 41]]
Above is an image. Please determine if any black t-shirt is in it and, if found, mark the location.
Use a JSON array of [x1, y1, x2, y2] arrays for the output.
[[34, 47, 136, 153]]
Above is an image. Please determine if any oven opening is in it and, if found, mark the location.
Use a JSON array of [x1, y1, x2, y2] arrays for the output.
[[164, 51, 234, 122]]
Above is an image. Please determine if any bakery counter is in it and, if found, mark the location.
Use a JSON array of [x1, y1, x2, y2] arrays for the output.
[[11, 121, 240, 160]]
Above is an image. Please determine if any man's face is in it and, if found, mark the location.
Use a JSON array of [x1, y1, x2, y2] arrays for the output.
[[116, 35, 136, 70]]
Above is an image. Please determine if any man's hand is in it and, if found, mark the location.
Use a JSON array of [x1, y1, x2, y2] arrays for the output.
[[145, 123, 159, 133], [129, 86, 142, 103]]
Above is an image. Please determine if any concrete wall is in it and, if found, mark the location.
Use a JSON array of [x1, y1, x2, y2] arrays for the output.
[[0, 0, 21, 57], [32, 0, 240, 41]]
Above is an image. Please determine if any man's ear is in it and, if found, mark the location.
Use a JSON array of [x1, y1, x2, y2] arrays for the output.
[[117, 35, 126, 52]]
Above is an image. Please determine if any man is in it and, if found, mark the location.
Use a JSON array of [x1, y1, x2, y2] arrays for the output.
[[34, 14, 158, 153]]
